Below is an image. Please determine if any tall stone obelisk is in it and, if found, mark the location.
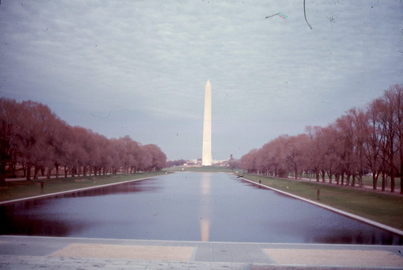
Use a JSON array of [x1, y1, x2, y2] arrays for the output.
[[202, 80, 212, 166]]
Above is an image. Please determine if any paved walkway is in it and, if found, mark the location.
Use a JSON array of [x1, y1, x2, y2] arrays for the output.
[[0, 236, 402, 269]]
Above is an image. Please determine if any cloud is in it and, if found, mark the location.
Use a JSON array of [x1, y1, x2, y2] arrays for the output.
[[1, 0, 402, 160]]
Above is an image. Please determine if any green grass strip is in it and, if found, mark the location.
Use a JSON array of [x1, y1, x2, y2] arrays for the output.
[[0, 172, 168, 203], [242, 174, 403, 231]]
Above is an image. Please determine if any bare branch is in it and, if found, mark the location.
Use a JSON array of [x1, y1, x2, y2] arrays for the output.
[[303, 0, 313, 30]]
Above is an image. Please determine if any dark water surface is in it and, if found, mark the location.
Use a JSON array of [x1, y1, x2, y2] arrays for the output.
[[1, 172, 401, 244]]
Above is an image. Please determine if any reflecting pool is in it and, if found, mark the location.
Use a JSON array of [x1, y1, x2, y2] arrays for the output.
[[0, 172, 401, 244]]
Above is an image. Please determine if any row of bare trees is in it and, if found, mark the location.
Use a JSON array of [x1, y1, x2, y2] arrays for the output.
[[0, 98, 166, 183], [166, 159, 187, 167], [240, 84, 403, 193]]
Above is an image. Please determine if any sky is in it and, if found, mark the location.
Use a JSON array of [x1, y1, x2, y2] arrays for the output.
[[0, 0, 402, 161]]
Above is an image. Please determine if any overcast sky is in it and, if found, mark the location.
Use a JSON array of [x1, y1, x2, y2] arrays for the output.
[[0, 0, 402, 161]]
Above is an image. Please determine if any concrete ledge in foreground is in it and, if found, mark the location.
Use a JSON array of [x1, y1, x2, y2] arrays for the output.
[[0, 235, 402, 270]]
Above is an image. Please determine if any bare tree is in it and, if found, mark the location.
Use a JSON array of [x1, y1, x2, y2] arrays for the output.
[[0, 98, 167, 181], [240, 84, 402, 194]]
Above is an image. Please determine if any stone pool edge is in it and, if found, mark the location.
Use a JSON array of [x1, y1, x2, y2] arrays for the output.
[[1, 235, 402, 269], [0, 176, 157, 206], [239, 176, 403, 237]]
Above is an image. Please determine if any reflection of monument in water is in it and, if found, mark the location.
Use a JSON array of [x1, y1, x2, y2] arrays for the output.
[[202, 80, 212, 166], [200, 173, 211, 241]]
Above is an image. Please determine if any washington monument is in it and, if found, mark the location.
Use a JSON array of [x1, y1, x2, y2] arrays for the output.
[[202, 80, 212, 166]]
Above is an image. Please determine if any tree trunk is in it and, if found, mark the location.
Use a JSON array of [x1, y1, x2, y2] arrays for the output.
[[389, 140, 395, 192], [0, 162, 6, 185], [372, 172, 378, 190], [346, 174, 350, 186], [26, 165, 31, 181], [390, 174, 395, 193], [33, 166, 39, 180], [400, 122, 403, 194], [401, 175, 403, 195], [358, 173, 363, 187], [381, 172, 386, 191], [55, 164, 59, 179], [10, 161, 16, 178]]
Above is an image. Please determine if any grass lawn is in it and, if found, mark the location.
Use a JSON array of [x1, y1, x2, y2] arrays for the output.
[[242, 174, 403, 231], [0, 172, 168, 203]]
